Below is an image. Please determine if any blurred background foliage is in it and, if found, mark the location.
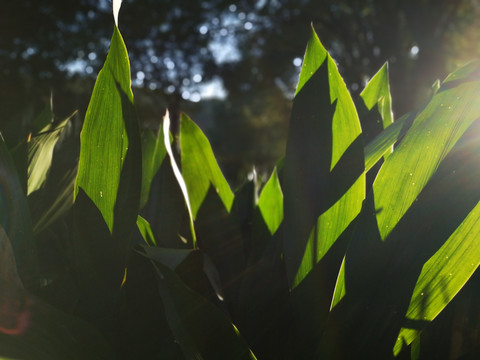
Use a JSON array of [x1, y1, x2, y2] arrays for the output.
[[1, 0, 480, 184]]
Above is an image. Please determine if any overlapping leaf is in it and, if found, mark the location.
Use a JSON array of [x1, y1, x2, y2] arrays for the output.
[[75, 24, 140, 235], [283, 26, 365, 288], [360, 62, 393, 130], [374, 61, 480, 240], [137, 247, 256, 360], [72, 18, 141, 323], [321, 61, 480, 358], [180, 113, 234, 219]]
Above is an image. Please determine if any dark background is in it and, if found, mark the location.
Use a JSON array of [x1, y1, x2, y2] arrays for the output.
[[1, 0, 479, 184]]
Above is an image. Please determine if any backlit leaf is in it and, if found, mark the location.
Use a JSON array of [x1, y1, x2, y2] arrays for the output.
[[257, 167, 283, 235], [374, 61, 480, 241], [180, 113, 234, 219], [283, 25, 364, 288], [27, 114, 74, 195], [360, 62, 393, 130], [75, 24, 139, 235]]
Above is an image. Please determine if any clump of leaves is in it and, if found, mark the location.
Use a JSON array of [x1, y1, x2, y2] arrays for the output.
[[1, 2, 480, 359]]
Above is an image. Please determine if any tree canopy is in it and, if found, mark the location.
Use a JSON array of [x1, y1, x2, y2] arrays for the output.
[[1, 0, 479, 181]]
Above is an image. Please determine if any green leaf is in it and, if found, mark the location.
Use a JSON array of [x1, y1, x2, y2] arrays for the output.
[[180, 113, 234, 219], [319, 63, 480, 358], [162, 112, 197, 247], [360, 62, 393, 130], [140, 128, 169, 209], [283, 26, 364, 288], [72, 23, 141, 324], [393, 125, 480, 355], [364, 112, 413, 172], [257, 167, 283, 235], [75, 25, 140, 235], [136, 215, 156, 246], [374, 62, 480, 241], [330, 256, 346, 310], [27, 114, 74, 195]]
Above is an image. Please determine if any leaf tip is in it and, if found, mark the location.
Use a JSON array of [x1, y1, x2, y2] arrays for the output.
[[113, 0, 122, 27]]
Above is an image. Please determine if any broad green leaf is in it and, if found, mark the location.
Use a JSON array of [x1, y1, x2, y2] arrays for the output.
[[180, 113, 234, 219], [72, 21, 141, 323], [364, 112, 412, 172], [360, 62, 393, 130], [27, 114, 74, 195], [257, 167, 283, 235], [394, 127, 480, 354], [136, 215, 156, 246], [75, 25, 139, 234], [320, 91, 480, 358], [149, 257, 257, 360], [163, 111, 196, 247], [442, 60, 480, 83], [374, 62, 480, 240], [140, 128, 169, 208], [283, 26, 364, 288]]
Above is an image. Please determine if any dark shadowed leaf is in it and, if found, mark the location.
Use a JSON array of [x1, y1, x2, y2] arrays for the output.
[[139, 247, 256, 360], [0, 136, 37, 288], [0, 225, 115, 359]]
